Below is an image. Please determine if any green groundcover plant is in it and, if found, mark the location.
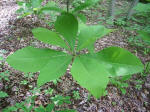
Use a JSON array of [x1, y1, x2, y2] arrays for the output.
[[6, 12, 144, 98]]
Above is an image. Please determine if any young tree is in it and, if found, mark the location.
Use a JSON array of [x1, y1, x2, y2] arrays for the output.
[[126, 0, 139, 20], [108, 0, 116, 22]]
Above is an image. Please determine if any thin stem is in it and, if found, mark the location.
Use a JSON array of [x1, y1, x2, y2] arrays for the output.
[[66, 0, 69, 12], [126, 0, 139, 20], [71, 55, 76, 66], [145, 62, 150, 73], [73, 38, 79, 56], [108, 0, 116, 22]]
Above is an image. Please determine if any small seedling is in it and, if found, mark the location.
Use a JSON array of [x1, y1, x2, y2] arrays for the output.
[[0, 71, 10, 82], [110, 75, 131, 95], [135, 84, 142, 90], [3, 93, 75, 112], [51, 95, 71, 106], [2, 96, 36, 112], [0, 91, 8, 98], [140, 62, 150, 77], [29, 87, 41, 96], [53, 79, 62, 85], [128, 30, 150, 56], [114, 18, 126, 26], [0, 49, 7, 66], [34, 104, 55, 112], [24, 73, 34, 79], [112, 101, 117, 106], [29, 85, 33, 89], [73, 90, 80, 100], [44, 88, 53, 95], [20, 80, 28, 85], [135, 79, 143, 90], [0, 56, 3, 62]]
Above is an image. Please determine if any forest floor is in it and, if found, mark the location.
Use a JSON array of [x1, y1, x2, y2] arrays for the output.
[[0, 0, 150, 112]]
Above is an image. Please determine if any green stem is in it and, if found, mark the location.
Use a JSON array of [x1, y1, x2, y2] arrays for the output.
[[145, 62, 150, 73], [67, 0, 69, 12]]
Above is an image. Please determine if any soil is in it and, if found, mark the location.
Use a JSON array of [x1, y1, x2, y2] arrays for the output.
[[0, 0, 150, 112]]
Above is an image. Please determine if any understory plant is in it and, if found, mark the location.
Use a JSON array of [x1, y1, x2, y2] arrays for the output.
[[0, 71, 10, 82], [110, 75, 132, 94], [0, 91, 8, 98], [6, 12, 144, 98], [3, 94, 75, 112], [128, 30, 150, 55], [16, 0, 100, 23], [129, 2, 150, 30], [133, 2, 150, 17], [0, 49, 7, 66]]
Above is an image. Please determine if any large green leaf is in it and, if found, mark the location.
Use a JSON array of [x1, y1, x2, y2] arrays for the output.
[[77, 24, 112, 52], [37, 51, 72, 86], [32, 27, 68, 49], [7, 46, 51, 72], [7, 46, 72, 71], [31, 0, 43, 8], [95, 47, 144, 77], [71, 54, 109, 98], [72, 0, 100, 13], [55, 13, 78, 50], [7, 46, 72, 86]]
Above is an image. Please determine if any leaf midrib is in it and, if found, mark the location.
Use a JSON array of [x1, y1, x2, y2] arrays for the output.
[[89, 54, 142, 68], [13, 54, 69, 60]]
